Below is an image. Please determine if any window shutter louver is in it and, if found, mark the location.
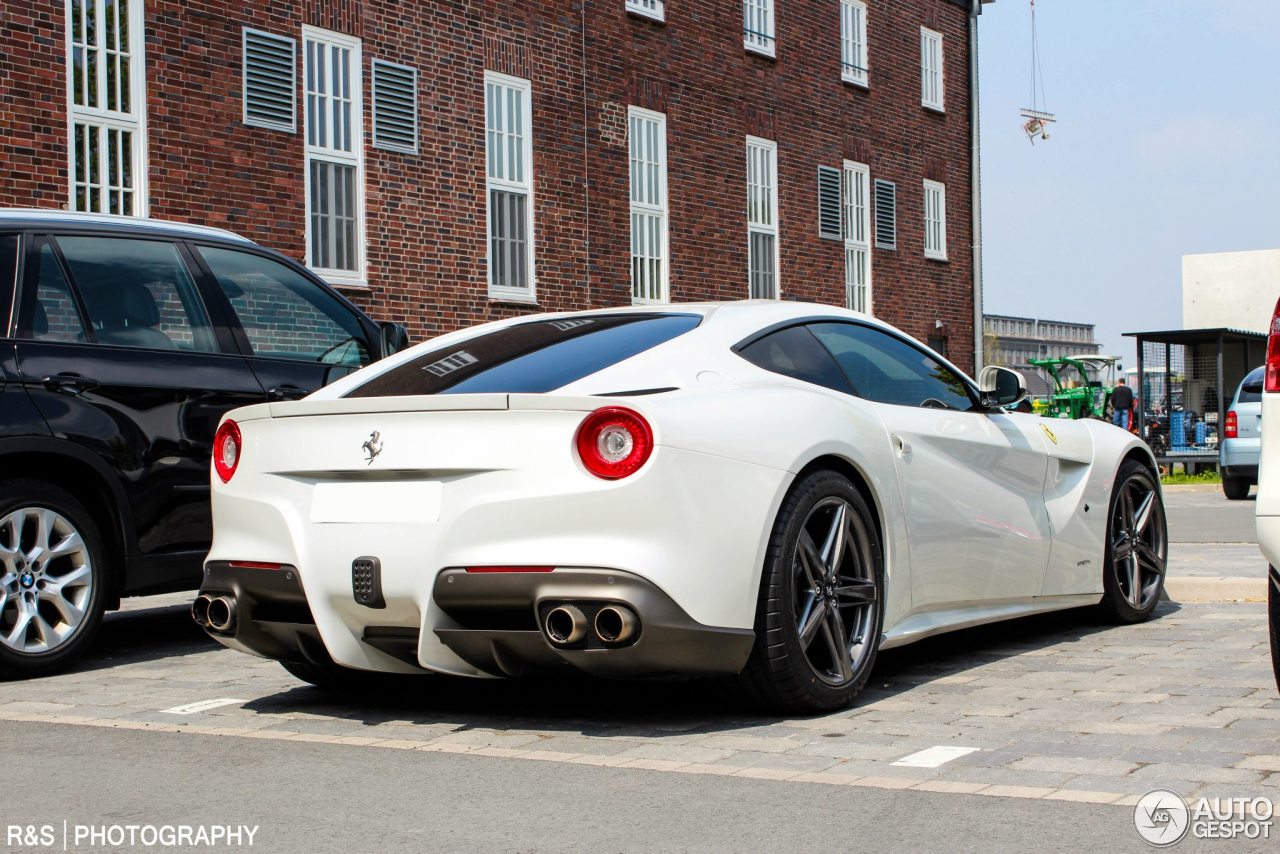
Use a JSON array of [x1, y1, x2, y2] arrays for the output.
[[817, 166, 843, 240], [874, 179, 897, 250], [243, 29, 296, 132], [372, 60, 419, 154]]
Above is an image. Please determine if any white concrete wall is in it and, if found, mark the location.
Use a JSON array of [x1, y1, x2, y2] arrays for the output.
[[1182, 249, 1280, 333]]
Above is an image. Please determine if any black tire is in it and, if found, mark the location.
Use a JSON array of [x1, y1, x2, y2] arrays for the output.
[[1269, 565, 1280, 694], [1097, 460, 1168, 624], [0, 479, 109, 678], [1223, 476, 1250, 501], [737, 470, 884, 714]]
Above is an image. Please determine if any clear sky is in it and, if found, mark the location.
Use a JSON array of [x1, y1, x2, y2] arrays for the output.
[[977, 0, 1280, 369]]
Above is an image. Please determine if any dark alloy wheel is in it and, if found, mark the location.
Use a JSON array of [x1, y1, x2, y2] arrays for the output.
[[738, 470, 884, 713], [1098, 460, 1168, 623], [0, 479, 108, 678]]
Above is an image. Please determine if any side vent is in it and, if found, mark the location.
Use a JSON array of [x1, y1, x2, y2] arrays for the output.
[[242, 28, 296, 132]]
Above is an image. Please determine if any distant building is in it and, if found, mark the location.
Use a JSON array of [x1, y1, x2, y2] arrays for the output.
[[1182, 249, 1280, 333], [984, 313, 1102, 397]]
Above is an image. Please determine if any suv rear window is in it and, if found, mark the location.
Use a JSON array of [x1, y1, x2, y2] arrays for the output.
[[346, 313, 700, 398], [1238, 367, 1264, 404]]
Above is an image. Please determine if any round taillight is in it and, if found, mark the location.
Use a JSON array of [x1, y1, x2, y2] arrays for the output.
[[574, 407, 653, 480], [213, 420, 241, 483]]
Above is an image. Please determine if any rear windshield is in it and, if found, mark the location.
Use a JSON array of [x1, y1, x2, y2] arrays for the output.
[[1238, 367, 1265, 404], [346, 313, 700, 398]]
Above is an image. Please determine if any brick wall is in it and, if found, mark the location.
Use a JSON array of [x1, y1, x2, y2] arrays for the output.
[[0, 0, 978, 368]]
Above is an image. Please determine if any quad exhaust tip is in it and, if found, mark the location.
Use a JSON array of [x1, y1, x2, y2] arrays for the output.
[[594, 605, 638, 645], [191, 594, 212, 627], [544, 605, 588, 646], [205, 595, 238, 633]]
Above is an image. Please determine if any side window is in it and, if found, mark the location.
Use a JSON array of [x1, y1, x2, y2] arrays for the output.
[[198, 247, 370, 367], [55, 236, 219, 353], [809, 322, 975, 411], [737, 325, 853, 394], [0, 234, 17, 336], [20, 241, 90, 344]]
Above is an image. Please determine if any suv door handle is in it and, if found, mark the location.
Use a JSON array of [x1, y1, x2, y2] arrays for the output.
[[41, 373, 100, 395], [267, 385, 310, 401]]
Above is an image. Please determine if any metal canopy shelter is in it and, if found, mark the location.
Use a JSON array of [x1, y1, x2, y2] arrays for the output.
[[1123, 327, 1266, 471]]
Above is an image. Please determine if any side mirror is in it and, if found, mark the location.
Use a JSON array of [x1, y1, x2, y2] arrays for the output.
[[978, 365, 1027, 409], [379, 321, 410, 358]]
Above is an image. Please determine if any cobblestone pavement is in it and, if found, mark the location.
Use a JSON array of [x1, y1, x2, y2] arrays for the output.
[[3, 598, 1276, 808]]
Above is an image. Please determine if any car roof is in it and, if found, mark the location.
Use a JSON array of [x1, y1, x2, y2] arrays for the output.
[[0, 208, 255, 245]]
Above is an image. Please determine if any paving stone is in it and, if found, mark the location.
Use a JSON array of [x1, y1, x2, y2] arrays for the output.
[[1009, 756, 1140, 776], [1130, 763, 1264, 785]]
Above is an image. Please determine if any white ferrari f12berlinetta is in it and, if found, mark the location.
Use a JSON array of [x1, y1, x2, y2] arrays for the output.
[[194, 302, 1167, 712]]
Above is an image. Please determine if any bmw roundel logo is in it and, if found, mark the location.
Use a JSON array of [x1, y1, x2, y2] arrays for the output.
[[19, 571, 35, 589]]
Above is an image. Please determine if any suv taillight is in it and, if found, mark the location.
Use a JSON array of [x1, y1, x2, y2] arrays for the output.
[[1225, 410, 1238, 439], [1267, 296, 1280, 392], [213, 420, 241, 483], [574, 407, 653, 480]]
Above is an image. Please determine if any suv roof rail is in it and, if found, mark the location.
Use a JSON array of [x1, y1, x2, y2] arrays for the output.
[[0, 208, 255, 244]]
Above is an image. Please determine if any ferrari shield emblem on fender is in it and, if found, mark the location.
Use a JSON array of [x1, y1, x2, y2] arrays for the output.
[[362, 431, 383, 464]]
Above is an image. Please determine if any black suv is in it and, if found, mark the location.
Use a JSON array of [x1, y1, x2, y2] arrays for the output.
[[0, 210, 408, 676]]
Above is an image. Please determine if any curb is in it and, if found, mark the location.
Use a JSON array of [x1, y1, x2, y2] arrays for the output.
[[1163, 576, 1266, 604]]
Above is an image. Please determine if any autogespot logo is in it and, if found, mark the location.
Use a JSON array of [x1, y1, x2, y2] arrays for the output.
[[1135, 789, 1191, 847]]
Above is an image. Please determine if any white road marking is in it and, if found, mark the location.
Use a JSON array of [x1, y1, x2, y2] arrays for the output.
[[892, 745, 980, 768], [161, 698, 246, 716]]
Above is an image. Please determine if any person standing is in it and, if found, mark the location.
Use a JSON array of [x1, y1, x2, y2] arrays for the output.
[[1111, 377, 1134, 430]]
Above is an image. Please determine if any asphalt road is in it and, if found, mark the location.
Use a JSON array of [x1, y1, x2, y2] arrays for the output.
[[0, 723, 1152, 854], [1164, 485, 1257, 544]]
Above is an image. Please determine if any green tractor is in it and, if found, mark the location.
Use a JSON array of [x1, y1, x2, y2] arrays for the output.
[[1027, 354, 1121, 420]]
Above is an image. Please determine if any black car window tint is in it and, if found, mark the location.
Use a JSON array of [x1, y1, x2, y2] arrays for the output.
[[198, 247, 370, 367], [0, 235, 16, 336], [1239, 368, 1265, 404], [737, 325, 854, 394], [809, 322, 976, 411], [348, 314, 700, 398], [21, 242, 90, 344], [56, 236, 220, 353]]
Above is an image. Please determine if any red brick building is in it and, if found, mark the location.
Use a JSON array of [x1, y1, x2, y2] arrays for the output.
[[1, 0, 990, 368]]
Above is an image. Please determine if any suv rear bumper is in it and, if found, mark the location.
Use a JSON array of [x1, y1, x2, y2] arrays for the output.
[[1222, 463, 1259, 483]]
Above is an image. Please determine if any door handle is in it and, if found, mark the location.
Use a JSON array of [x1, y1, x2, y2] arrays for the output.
[[267, 384, 310, 401], [892, 434, 911, 457], [41, 373, 100, 395]]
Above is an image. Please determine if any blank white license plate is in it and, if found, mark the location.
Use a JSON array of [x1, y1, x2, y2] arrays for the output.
[[309, 481, 442, 524]]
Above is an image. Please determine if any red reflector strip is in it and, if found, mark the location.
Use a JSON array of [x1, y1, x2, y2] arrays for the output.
[[229, 561, 285, 570], [463, 566, 555, 573]]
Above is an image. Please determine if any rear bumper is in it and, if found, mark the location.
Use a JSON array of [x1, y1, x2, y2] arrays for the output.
[[1220, 438, 1260, 471], [198, 562, 756, 678]]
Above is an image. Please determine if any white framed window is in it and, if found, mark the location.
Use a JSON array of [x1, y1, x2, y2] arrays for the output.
[[626, 0, 664, 22], [744, 0, 776, 57], [746, 137, 778, 299], [629, 106, 668, 304], [923, 179, 947, 261], [843, 160, 871, 312], [303, 26, 365, 286], [66, 0, 147, 216], [920, 27, 944, 111], [840, 0, 868, 87], [484, 71, 535, 300]]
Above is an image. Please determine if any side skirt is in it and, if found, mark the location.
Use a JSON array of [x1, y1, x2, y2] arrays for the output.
[[879, 593, 1103, 651]]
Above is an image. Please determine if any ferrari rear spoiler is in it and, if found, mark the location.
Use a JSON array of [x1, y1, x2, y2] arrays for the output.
[[262, 393, 615, 419]]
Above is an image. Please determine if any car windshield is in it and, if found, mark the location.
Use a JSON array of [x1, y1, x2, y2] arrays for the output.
[[346, 313, 700, 397], [1238, 367, 1264, 404]]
